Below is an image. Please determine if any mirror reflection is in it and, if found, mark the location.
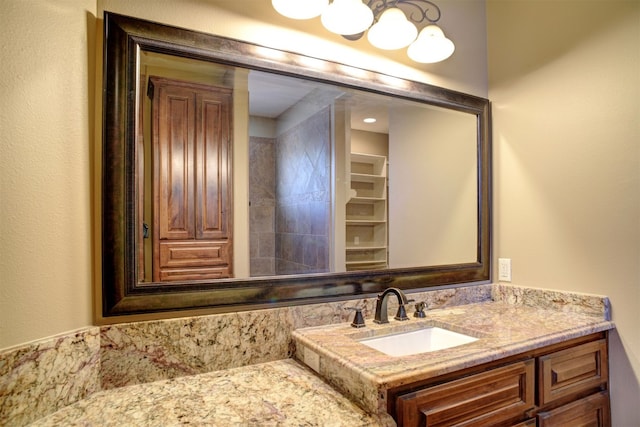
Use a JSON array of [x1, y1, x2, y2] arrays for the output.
[[137, 51, 477, 283]]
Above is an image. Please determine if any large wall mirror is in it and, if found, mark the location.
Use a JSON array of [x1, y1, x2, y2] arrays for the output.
[[102, 12, 491, 317]]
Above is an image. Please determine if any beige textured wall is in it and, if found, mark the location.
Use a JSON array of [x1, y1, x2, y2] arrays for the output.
[[0, 0, 96, 349], [487, 1, 640, 424], [0, 0, 487, 349]]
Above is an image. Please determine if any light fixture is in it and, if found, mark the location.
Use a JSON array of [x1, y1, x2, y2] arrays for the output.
[[272, 0, 455, 63], [363, 117, 377, 123], [271, 0, 328, 20], [367, 8, 417, 50], [321, 0, 374, 36], [407, 24, 455, 63]]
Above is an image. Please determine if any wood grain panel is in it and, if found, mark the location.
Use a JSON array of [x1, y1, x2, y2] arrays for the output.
[[150, 77, 233, 282], [512, 419, 536, 427], [155, 84, 195, 240], [159, 240, 230, 268], [539, 339, 607, 406], [396, 359, 534, 427], [538, 391, 610, 427], [158, 266, 230, 281], [197, 91, 232, 240]]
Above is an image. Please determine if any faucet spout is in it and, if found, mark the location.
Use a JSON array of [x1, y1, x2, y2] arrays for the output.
[[373, 287, 410, 324]]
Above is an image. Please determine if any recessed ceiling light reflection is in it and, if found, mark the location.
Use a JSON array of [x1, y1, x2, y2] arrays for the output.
[[363, 117, 377, 124]]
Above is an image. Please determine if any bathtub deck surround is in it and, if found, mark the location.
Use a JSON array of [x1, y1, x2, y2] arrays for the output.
[[0, 284, 612, 426]]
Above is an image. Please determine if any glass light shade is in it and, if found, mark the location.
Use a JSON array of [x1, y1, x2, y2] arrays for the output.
[[321, 0, 374, 35], [407, 25, 455, 63], [367, 8, 417, 50], [272, 0, 329, 20]]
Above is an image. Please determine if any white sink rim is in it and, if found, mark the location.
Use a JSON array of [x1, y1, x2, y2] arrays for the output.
[[358, 326, 478, 357]]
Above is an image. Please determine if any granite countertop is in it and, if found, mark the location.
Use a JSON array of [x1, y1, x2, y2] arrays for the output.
[[19, 287, 614, 426], [293, 300, 615, 415], [29, 358, 388, 426]]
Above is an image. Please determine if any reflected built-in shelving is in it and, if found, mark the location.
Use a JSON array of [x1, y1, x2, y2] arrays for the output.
[[346, 153, 388, 271]]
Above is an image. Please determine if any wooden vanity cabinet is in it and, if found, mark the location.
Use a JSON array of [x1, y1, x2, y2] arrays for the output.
[[389, 332, 610, 427], [395, 359, 534, 427]]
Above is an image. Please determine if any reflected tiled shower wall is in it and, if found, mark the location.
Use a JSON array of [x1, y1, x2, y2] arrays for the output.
[[275, 106, 331, 275], [249, 106, 331, 276], [249, 136, 276, 276]]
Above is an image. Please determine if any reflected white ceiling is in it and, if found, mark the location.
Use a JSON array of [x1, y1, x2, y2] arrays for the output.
[[248, 70, 390, 133]]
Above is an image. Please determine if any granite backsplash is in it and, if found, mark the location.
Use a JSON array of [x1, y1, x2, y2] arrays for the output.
[[0, 283, 610, 426]]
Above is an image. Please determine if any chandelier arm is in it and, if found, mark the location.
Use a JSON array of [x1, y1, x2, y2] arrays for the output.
[[366, 0, 398, 21], [366, 0, 442, 25]]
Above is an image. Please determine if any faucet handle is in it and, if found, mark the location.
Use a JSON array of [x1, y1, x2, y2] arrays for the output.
[[413, 301, 427, 318], [345, 307, 366, 328], [394, 299, 414, 321]]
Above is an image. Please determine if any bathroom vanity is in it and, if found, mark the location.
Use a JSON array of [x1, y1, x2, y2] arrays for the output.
[[293, 296, 613, 426], [390, 333, 608, 426]]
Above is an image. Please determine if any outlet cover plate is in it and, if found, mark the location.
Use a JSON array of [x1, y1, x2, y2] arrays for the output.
[[498, 258, 512, 282]]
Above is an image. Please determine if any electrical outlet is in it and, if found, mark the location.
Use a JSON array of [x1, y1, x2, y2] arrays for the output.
[[498, 258, 512, 282]]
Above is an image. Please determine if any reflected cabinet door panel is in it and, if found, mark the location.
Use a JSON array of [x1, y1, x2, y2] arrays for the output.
[[197, 91, 232, 240], [150, 77, 233, 281], [154, 79, 195, 241]]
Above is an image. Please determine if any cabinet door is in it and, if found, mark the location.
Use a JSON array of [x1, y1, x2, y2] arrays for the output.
[[154, 80, 196, 242], [396, 359, 535, 427], [195, 91, 232, 240], [538, 391, 610, 427], [538, 339, 608, 407], [151, 77, 233, 281]]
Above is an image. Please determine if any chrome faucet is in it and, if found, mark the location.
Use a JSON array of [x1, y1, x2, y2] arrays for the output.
[[374, 287, 411, 324]]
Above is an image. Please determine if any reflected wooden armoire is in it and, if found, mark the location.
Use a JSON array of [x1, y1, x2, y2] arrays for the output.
[[147, 76, 233, 282]]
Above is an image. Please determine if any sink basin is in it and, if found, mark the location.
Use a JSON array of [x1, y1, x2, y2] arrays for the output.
[[358, 327, 478, 357]]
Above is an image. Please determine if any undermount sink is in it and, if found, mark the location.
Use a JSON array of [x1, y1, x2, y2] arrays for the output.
[[358, 326, 478, 357]]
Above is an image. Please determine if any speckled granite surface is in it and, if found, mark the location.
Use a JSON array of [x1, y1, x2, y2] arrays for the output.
[[30, 359, 390, 427], [100, 308, 294, 389], [99, 284, 493, 390], [1, 284, 491, 426], [293, 298, 614, 415], [0, 283, 612, 426], [0, 328, 101, 426], [492, 283, 611, 319]]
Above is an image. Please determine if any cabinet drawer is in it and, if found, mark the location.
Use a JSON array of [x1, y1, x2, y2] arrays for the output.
[[396, 359, 535, 427], [159, 240, 230, 268], [538, 391, 610, 426], [538, 339, 607, 406], [158, 266, 230, 281], [157, 240, 231, 280]]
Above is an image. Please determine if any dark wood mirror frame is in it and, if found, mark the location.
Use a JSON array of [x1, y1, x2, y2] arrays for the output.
[[101, 12, 492, 317]]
